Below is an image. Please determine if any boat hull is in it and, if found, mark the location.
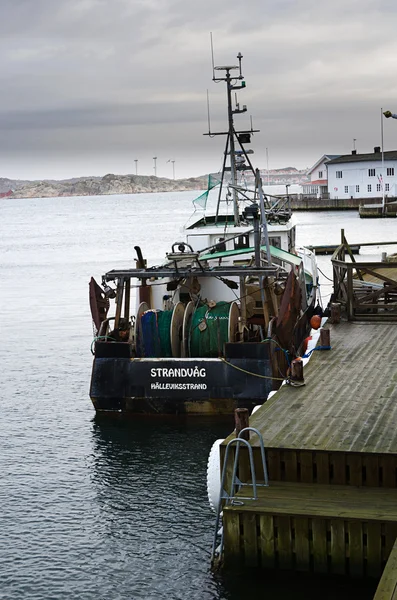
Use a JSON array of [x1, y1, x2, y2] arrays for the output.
[[90, 349, 274, 416]]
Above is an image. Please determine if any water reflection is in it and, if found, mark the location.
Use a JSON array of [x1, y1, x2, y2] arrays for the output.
[[90, 418, 379, 600]]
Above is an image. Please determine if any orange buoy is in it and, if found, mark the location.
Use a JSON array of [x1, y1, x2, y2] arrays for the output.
[[302, 336, 312, 354], [310, 315, 321, 330]]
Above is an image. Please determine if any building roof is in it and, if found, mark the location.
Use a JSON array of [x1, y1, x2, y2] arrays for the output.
[[307, 154, 341, 175], [327, 150, 397, 165], [302, 179, 327, 186]]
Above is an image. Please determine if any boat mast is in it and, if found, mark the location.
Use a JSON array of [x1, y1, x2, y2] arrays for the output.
[[211, 53, 248, 226], [226, 67, 239, 225]]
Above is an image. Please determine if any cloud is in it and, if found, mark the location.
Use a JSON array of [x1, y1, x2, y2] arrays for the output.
[[0, 0, 396, 179]]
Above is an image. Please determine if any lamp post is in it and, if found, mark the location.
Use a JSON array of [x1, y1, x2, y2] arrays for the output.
[[266, 147, 269, 185], [153, 156, 157, 177], [134, 159, 138, 175], [172, 160, 175, 180]]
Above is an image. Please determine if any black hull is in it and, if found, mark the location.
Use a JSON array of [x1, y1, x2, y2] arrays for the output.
[[90, 343, 274, 416]]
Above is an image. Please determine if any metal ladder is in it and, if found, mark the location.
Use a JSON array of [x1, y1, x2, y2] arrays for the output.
[[211, 427, 269, 565]]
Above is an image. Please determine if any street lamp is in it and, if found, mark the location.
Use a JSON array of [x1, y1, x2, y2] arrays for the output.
[[153, 157, 157, 177]]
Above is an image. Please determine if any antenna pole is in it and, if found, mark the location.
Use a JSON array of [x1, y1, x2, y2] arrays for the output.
[[225, 68, 239, 225], [206, 90, 211, 134], [210, 32, 215, 80]]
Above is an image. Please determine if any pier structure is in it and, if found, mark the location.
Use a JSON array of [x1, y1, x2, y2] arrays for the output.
[[216, 236, 397, 597]]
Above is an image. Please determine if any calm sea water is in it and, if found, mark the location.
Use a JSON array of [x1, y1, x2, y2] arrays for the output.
[[1, 191, 395, 600]]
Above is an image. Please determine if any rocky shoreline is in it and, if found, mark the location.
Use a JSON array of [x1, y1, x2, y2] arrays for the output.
[[0, 173, 208, 199]]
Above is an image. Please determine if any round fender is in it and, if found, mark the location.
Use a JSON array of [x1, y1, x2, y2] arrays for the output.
[[207, 439, 224, 512]]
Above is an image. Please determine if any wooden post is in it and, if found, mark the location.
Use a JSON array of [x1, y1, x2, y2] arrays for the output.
[[320, 328, 330, 347], [290, 359, 304, 383], [347, 268, 354, 320], [329, 302, 341, 324], [235, 408, 249, 440]]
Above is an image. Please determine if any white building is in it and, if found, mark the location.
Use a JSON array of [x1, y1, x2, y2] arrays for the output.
[[301, 154, 340, 197], [327, 148, 397, 200]]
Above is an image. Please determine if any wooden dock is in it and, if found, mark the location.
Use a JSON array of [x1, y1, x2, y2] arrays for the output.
[[307, 243, 360, 255], [217, 238, 397, 597]]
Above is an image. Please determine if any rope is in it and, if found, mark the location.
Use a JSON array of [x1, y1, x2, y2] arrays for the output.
[[190, 302, 230, 358], [302, 345, 331, 359], [220, 357, 285, 381], [90, 335, 117, 355], [139, 310, 173, 358], [318, 267, 333, 282], [260, 337, 291, 366]]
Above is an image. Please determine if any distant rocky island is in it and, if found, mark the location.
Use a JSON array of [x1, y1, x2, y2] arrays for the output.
[[0, 167, 309, 199], [0, 173, 209, 199]]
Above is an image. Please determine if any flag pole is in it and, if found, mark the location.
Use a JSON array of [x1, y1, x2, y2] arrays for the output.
[[381, 107, 385, 212]]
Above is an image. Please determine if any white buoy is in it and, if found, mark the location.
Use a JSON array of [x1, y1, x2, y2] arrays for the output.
[[207, 439, 225, 512]]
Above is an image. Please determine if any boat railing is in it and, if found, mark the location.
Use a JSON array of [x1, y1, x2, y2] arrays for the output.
[[331, 234, 397, 321]]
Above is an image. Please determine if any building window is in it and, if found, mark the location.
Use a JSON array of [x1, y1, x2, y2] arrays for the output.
[[377, 183, 381, 192], [386, 183, 390, 191], [336, 171, 342, 178], [344, 186, 348, 193], [318, 170, 323, 178], [368, 184, 372, 192], [356, 185, 360, 193], [368, 168, 376, 177], [387, 167, 394, 176]]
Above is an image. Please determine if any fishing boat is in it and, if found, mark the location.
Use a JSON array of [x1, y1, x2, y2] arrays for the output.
[[89, 51, 318, 416]]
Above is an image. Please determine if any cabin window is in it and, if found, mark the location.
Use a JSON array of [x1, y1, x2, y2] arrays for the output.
[[368, 168, 376, 177], [234, 234, 250, 250], [336, 171, 343, 179], [377, 183, 381, 192], [367, 184, 372, 192], [269, 236, 281, 249], [356, 185, 360, 193], [387, 167, 394, 176], [344, 186, 348, 193], [318, 170, 323, 178], [386, 183, 390, 191]]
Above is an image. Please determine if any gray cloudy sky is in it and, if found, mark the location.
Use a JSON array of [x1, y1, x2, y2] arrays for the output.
[[2, 0, 397, 180]]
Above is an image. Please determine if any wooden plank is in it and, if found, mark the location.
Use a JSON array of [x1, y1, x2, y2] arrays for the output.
[[259, 515, 275, 569], [312, 519, 328, 573], [331, 453, 346, 485], [385, 524, 397, 562], [347, 454, 363, 486], [267, 449, 281, 481], [347, 268, 354, 320], [348, 521, 364, 577], [367, 522, 383, 578], [316, 452, 330, 484], [382, 456, 397, 488], [300, 451, 314, 483], [276, 516, 293, 569], [364, 455, 380, 487], [373, 539, 397, 600], [223, 511, 241, 568], [330, 519, 346, 575], [284, 450, 298, 483], [242, 512, 258, 567], [294, 518, 310, 571], [224, 481, 397, 522]]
